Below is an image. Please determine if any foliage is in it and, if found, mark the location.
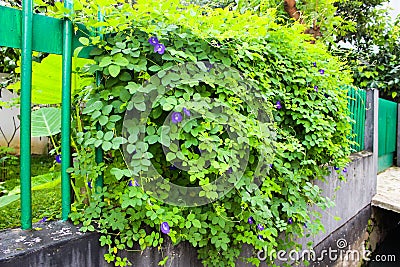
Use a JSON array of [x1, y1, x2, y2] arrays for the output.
[[48, 0, 353, 266], [7, 54, 94, 104], [0, 155, 62, 230], [334, 0, 400, 101]]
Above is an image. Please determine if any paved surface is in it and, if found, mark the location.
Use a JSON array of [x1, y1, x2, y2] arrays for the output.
[[372, 167, 400, 214]]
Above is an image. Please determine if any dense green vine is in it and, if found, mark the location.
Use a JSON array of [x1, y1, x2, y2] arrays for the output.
[[61, 0, 353, 266]]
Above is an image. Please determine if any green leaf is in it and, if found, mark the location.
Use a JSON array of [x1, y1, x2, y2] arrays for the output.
[[109, 65, 121, 77], [79, 37, 90, 46], [31, 107, 61, 137], [166, 152, 176, 161], [0, 194, 20, 208], [8, 55, 93, 104], [134, 102, 146, 111]]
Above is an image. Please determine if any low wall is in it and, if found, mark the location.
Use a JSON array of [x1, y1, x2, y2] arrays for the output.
[[0, 151, 378, 267]]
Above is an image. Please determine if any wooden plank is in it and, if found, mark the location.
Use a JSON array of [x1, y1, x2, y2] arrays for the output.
[[0, 6, 92, 57]]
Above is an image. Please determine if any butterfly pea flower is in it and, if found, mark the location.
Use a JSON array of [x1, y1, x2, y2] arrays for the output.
[[276, 101, 282, 110], [257, 224, 264, 231], [169, 165, 178, 170], [319, 69, 325, 75], [171, 112, 183, 124], [183, 107, 191, 117], [88, 181, 92, 189], [257, 234, 263, 240], [154, 43, 166, 55], [288, 218, 293, 224], [334, 166, 340, 170], [226, 167, 233, 174], [39, 217, 47, 223], [148, 37, 159, 46], [312, 62, 317, 67], [343, 167, 348, 173], [269, 164, 273, 168], [128, 180, 139, 187], [248, 216, 254, 225], [55, 154, 61, 164], [304, 223, 308, 228], [314, 85, 318, 92], [160, 222, 170, 234]]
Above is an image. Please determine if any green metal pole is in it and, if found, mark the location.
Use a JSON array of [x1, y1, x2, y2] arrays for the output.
[[20, 0, 33, 230], [61, 0, 73, 221], [95, 10, 104, 191]]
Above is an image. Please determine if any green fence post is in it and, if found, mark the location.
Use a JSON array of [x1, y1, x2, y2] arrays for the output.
[[61, 0, 73, 221], [20, 0, 33, 230], [95, 10, 104, 191]]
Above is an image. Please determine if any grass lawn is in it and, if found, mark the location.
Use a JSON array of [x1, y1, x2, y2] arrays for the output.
[[0, 155, 62, 230]]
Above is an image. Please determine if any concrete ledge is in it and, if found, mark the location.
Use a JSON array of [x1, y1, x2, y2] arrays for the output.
[[0, 221, 203, 267], [372, 167, 400, 214]]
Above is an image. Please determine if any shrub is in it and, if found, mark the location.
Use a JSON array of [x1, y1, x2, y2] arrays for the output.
[[63, 0, 353, 266]]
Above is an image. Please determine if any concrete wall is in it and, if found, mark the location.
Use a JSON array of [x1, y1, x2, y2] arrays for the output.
[[0, 73, 48, 154]]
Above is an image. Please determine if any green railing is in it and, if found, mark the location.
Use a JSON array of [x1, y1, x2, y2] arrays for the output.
[[378, 98, 398, 172], [0, 2, 96, 229], [347, 86, 367, 152]]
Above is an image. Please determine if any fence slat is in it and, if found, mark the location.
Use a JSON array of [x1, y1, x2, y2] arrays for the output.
[[347, 86, 366, 152], [0, 6, 92, 57], [61, 0, 74, 221], [20, 0, 33, 230], [95, 10, 104, 190]]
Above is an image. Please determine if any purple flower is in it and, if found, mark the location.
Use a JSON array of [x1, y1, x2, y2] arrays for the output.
[[276, 101, 282, 110], [312, 62, 317, 67], [88, 181, 92, 189], [169, 165, 178, 170], [39, 217, 47, 223], [342, 167, 348, 173], [194, 147, 202, 155], [205, 62, 214, 72], [334, 166, 340, 170], [314, 85, 318, 92], [248, 216, 254, 225], [154, 43, 165, 55], [269, 164, 273, 168], [182, 107, 191, 117], [304, 223, 308, 228], [319, 69, 325, 75], [128, 180, 139, 187], [226, 167, 233, 174], [148, 37, 159, 46], [288, 218, 293, 224], [160, 222, 170, 234], [324, 93, 329, 98], [257, 234, 263, 240], [257, 224, 264, 231], [171, 112, 183, 124], [55, 154, 61, 164]]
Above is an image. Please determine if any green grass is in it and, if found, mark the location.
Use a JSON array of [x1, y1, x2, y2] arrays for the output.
[[0, 155, 62, 230]]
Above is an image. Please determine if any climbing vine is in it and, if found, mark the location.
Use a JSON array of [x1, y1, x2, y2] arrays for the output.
[[50, 0, 355, 266]]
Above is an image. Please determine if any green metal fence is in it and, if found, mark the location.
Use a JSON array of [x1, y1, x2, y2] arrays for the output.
[[347, 86, 367, 152], [378, 98, 398, 172], [0, 2, 93, 229]]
